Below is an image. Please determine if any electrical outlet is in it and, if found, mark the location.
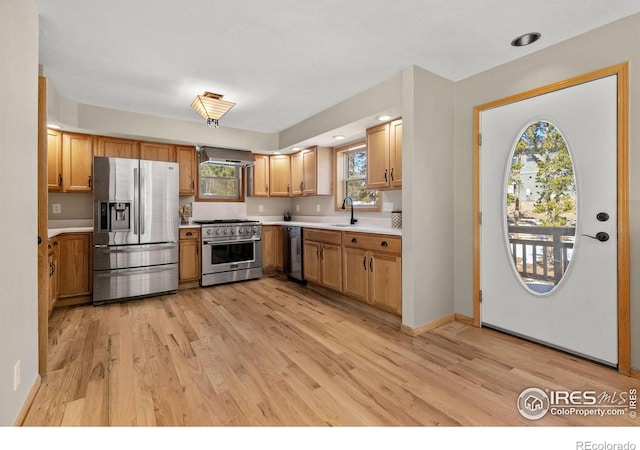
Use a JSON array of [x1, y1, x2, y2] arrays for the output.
[[258, 205, 264, 213], [14, 360, 20, 391], [52, 203, 62, 214], [316, 204, 321, 213], [296, 204, 300, 212], [382, 202, 394, 212]]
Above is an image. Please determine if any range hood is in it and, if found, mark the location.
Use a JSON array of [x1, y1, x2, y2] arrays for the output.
[[197, 146, 255, 167]]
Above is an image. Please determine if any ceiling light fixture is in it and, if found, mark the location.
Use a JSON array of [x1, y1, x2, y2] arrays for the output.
[[191, 91, 235, 127], [511, 32, 541, 47], [377, 115, 391, 121], [333, 135, 345, 140]]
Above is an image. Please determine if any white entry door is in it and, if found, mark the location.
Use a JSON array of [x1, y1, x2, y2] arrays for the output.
[[480, 75, 618, 365]]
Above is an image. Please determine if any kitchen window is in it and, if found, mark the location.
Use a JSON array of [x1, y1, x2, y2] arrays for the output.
[[197, 162, 244, 201], [335, 141, 379, 210]]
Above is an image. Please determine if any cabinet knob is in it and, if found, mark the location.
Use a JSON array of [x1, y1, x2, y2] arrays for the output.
[[351, 237, 357, 243], [186, 232, 193, 236], [380, 241, 388, 247], [384, 169, 388, 182]]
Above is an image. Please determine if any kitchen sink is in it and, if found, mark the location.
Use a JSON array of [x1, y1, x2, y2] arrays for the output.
[[331, 224, 355, 228]]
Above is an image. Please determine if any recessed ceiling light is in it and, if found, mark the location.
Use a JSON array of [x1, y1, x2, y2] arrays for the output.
[[333, 135, 345, 140], [47, 123, 61, 129], [273, 151, 282, 155], [511, 32, 541, 47], [291, 147, 302, 151], [377, 115, 391, 121]]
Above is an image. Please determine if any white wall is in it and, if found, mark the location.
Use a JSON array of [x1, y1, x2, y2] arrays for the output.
[[0, 0, 39, 425], [401, 66, 455, 328], [453, 13, 640, 369]]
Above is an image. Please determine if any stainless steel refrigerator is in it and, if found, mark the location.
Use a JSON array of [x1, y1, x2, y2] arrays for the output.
[[92, 156, 179, 305]]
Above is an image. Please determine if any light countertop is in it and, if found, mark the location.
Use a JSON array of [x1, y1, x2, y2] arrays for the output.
[[258, 220, 402, 237]]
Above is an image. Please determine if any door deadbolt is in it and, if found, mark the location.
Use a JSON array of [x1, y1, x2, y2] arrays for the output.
[[596, 212, 610, 222]]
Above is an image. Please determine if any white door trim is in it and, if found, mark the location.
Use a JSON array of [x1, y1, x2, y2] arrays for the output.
[[472, 63, 630, 375]]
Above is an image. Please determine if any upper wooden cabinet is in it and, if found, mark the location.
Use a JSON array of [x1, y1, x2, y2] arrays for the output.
[[62, 132, 94, 192], [176, 146, 197, 195], [269, 154, 291, 197], [140, 142, 176, 162], [95, 136, 140, 159], [290, 146, 332, 196], [47, 129, 63, 192], [252, 154, 270, 197], [366, 118, 402, 190]]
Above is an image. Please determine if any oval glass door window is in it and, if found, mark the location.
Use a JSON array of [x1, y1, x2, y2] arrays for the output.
[[505, 120, 577, 294]]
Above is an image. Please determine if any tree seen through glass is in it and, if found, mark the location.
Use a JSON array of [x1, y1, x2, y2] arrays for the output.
[[345, 150, 377, 206], [199, 162, 240, 198]]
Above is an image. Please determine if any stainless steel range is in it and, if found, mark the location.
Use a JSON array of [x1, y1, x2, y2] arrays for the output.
[[194, 219, 263, 287]]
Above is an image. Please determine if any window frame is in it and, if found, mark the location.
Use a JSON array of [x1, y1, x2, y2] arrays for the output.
[[196, 161, 246, 202], [334, 140, 380, 212]]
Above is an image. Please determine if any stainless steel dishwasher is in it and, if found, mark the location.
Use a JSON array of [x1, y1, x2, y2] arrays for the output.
[[283, 226, 305, 283]]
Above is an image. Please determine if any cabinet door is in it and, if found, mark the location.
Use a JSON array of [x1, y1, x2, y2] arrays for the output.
[[290, 151, 304, 196], [342, 246, 369, 302], [389, 119, 402, 188], [47, 129, 63, 191], [320, 243, 342, 292], [96, 136, 140, 159], [62, 133, 94, 192], [262, 226, 278, 269], [366, 123, 390, 189], [369, 252, 402, 315], [269, 155, 291, 197], [302, 149, 317, 195], [252, 154, 270, 197], [57, 233, 92, 297], [140, 142, 176, 162], [176, 146, 197, 195], [303, 240, 321, 284], [179, 239, 200, 281]]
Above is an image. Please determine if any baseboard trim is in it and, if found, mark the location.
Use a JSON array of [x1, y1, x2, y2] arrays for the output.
[[401, 313, 456, 336], [630, 368, 640, 380], [13, 375, 41, 426], [454, 313, 474, 326]]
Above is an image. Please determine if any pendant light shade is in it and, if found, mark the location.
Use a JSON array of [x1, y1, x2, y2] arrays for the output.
[[191, 91, 235, 127]]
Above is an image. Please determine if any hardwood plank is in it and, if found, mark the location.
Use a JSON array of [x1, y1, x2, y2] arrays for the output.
[[23, 277, 640, 427]]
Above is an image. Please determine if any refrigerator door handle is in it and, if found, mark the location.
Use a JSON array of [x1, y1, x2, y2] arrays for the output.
[[133, 167, 139, 235], [140, 168, 145, 235]]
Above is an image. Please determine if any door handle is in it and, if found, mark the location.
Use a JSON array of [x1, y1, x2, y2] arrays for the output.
[[582, 232, 609, 242]]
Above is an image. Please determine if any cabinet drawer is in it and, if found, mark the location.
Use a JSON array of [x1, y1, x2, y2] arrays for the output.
[[343, 232, 401, 254], [179, 228, 200, 240], [304, 229, 342, 245]]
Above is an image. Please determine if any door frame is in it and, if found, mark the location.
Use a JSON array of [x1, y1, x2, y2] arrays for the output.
[[472, 63, 630, 375]]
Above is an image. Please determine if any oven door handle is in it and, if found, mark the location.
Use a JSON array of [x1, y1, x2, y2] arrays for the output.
[[203, 239, 258, 245]]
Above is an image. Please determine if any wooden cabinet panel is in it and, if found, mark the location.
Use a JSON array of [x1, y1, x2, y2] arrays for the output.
[[366, 123, 390, 189], [57, 233, 92, 298], [389, 119, 402, 188], [176, 146, 197, 195], [269, 154, 291, 197], [320, 243, 342, 292], [262, 225, 283, 270], [343, 232, 401, 254], [291, 151, 304, 196], [302, 150, 318, 195], [140, 142, 176, 162], [62, 132, 94, 192], [252, 154, 270, 197], [342, 246, 369, 302], [47, 238, 59, 313], [95, 136, 140, 159], [366, 119, 402, 190], [303, 240, 321, 284], [179, 228, 200, 282], [304, 229, 342, 246], [47, 129, 63, 191], [369, 252, 402, 315]]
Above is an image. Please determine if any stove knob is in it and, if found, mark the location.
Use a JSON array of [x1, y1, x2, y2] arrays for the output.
[[253, 226, 259, 234], [224, 228, 229, 235], [239, 227, 244, 234], [207, 229, 212, 236], [215, 228, 221, 235]]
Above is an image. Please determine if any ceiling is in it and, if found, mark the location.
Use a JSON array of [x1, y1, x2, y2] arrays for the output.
[[38, 0, 640, 140]]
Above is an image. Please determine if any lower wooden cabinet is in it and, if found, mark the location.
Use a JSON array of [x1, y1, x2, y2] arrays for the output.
[[57, 233, 92, 299], [342, 232, 402, 316], [179, 228, 200, 282], [47, 238, 59, 314], [262, 225, 283, 271], [303, 229, 342, 292]]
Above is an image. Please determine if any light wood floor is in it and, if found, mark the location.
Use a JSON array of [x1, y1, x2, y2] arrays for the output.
[[23, 275, 639, 426]]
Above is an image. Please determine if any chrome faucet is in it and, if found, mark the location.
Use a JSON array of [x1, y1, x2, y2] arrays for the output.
[[341, 195, 357, 225]]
